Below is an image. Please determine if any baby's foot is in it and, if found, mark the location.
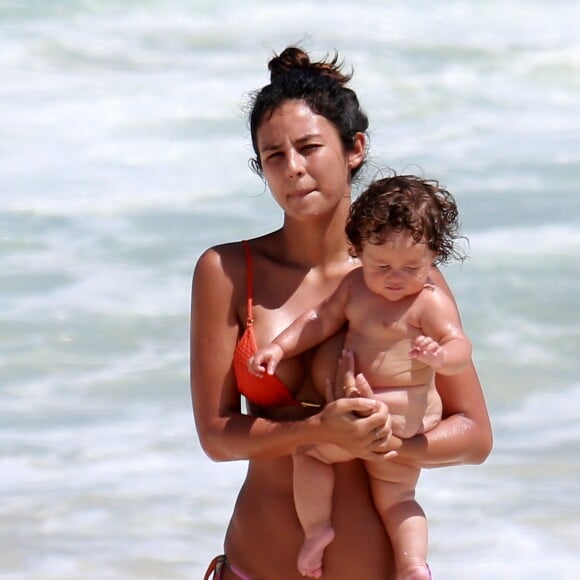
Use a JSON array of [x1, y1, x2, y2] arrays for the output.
[[297, 525, 335, 578], [397, 563, 432, 580]]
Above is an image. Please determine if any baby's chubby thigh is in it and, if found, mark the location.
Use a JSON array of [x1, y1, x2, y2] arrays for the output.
[[307, 443, 354, 464], [365, 457, 421, 510]]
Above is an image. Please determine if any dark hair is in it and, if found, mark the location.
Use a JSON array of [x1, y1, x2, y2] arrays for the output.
[[345, 174, 467, 265], [248, 46, 369, 178]]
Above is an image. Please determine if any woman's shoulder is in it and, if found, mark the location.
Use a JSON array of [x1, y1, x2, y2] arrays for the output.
[[196, 232, 279, 266], [193, 233, 279, 285], [192, 241, 248, 296], [196, 240, 243, 266]]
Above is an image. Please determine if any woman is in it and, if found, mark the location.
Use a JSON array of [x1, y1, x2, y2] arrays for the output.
[[191, 46, 492, 579]]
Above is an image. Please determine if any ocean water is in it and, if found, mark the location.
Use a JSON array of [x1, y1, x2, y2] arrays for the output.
[[1, 1, 579, 578]]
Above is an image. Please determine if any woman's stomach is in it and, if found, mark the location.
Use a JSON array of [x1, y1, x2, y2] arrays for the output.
[[224, 456, 394, 578]]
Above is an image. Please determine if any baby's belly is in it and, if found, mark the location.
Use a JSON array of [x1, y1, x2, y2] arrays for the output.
[[373, 384, 442, 439], [345, 339, 442, 437], [347, 336, 432, 387]]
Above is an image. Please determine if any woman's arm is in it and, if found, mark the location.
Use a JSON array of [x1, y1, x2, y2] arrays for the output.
[[372, 267, 492, 467], [388, 361, 493, 466], [190, 245, 391, 462]]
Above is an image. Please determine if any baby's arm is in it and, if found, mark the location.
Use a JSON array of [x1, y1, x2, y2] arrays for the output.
[[410, 285, 472, 375], [248, 343, 285, 377], [248, 276, 352, 377]]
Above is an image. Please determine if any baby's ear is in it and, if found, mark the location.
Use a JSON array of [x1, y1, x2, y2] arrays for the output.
[[347, 242, 358, 259]]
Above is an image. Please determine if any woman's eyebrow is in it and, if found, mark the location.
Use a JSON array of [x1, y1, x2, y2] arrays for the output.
[[260, 133, 323, 153], [296, 133, 323, 144]]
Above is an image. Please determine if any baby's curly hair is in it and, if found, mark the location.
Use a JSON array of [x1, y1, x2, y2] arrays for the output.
[[346, 174, 467, 265]]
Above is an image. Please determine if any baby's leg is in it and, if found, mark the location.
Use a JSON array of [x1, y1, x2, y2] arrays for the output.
[[293, 453, 336, 579], [366, 461, 431, 580]]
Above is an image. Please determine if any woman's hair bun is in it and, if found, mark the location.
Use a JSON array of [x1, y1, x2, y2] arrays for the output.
[[268, 46, 352, 86]]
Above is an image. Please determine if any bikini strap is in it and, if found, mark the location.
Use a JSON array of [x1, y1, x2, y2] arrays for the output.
[[204, 555, 226, 579], [241, 240, 254, 327]]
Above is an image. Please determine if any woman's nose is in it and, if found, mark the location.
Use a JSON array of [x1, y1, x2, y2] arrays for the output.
[[287, 150, 305, 178]]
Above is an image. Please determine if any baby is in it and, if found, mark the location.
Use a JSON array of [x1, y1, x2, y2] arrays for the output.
[[249, 174, 472, 580]]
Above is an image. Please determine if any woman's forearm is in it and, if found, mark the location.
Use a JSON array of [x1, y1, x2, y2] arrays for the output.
[[200, 396, 386, 463], [385, 356, 493, 468], [390, 411, 492, 468], [199, 410, 323, 462]]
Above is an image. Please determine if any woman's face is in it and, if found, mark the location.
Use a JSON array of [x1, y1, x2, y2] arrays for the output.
[[256, 100, 364, 221]]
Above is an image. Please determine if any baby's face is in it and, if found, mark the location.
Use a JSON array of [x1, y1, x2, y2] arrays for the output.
[[359, 233, 435, 301]]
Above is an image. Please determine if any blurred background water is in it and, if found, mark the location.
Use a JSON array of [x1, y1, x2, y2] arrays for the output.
[[1, 1, 579, 578]]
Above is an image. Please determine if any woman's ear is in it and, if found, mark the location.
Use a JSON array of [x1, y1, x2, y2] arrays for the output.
[[348, 132, 367, 170]]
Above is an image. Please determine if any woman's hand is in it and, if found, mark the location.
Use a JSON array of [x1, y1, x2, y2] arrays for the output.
[[320, 350, 397, 461]]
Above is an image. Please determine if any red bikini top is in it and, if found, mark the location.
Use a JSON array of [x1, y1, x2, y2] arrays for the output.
[[232, 241, 301, 407]]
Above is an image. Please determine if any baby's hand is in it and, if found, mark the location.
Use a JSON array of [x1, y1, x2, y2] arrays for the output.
[[248, 344, 284, 377], [409, 335, 445, 369]]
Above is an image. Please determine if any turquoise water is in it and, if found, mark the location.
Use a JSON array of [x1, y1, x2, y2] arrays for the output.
[[1, 1, 579, 578]]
